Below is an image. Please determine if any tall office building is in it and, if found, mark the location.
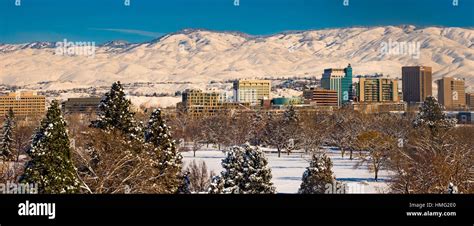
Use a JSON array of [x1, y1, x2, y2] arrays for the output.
[[356, 77, 399, 102], [233, 80, 271, 105], [436, 77, 466, 110], [0, 91, 46, 117], [321, 64, 352, 106], [342, 64, 353, 104], [402, 66, 432, 103]]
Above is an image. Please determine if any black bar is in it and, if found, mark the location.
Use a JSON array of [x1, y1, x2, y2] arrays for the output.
[[0, 195, 472, 225]]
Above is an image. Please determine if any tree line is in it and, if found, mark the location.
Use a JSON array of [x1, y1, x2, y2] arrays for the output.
[[0, 81, 472, 194], [168, 97, 473, 194]]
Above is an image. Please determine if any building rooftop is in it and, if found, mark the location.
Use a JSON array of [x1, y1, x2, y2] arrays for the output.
[[4, 91, 42, 97]]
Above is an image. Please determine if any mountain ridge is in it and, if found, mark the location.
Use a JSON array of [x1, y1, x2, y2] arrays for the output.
[[0, 26, 473, 92], [3, 24, 473, 45]]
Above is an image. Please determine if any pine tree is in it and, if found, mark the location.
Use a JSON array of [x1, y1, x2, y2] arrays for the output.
[[298, 153, 336, 194], [145, 108, 183, 192], [20, 101, 80, 194], [447, 182, 459, 194], [92, 81, 140, 137], [208, 175, 224, 194], [213, 144, 275, 194], [0, 108, 15, 160], [145, 109, 182, 172], [283, 105, 298, 123], [413, 96, 457, 133], [176, 171, 191, 194]]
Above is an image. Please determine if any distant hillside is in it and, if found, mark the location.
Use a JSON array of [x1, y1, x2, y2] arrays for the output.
[[1, 26, 473, 92]]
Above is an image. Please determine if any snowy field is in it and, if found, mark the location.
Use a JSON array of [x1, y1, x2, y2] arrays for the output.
[[182, 146, 392, 194]]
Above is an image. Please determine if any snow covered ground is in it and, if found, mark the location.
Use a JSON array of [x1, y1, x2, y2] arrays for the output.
[[182, 146, 392, 194]]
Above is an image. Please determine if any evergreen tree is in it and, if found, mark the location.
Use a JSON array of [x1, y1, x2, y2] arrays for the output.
[[283, 105, 298, 123], [413, 96, 457, 133], [298, 153, 336, 194], [176, 171, 191, 194], [145, 108, 183, 192], [145, 109, 182, 174], [20, 101, 80, 194], [208, 175, 224, 194], [213, 144, 275, 194], [0, 108, 15, 160], [92, 81, 140, 137], [447, 182, 459, 194]]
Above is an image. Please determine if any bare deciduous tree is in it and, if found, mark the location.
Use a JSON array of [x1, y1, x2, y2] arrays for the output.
[[262, 113, 290, 158], [389, 128, 473, 194], [355, 130, 395, 181], [71, 128, 170, 194], [328, 108, 365, 160], [185, 160, 215, 193], [181, 117, 205, 157], [298, 112, 329, 153]]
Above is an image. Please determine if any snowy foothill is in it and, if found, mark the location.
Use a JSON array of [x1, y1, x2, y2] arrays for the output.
[[1, 27, 473, 90], [182, 146, 392, 194]]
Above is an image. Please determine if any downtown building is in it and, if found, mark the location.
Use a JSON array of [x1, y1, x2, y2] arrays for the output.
[[355, 77, 399, 102], [321, 64, 353, 107], [352, 76, 405, 113], [0, 91, 46, 118], [435, 77, 466, 110], [233, 79, 271, 106], [466, 93, 474, 110], [178, 89, 249, 117], [61, 97, 102, 115], [303, 88, 339, 107], [402, 66, 432, 103], [458, 92, 474, 124]]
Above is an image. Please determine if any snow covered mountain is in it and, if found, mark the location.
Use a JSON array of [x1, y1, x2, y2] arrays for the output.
[[1, 25, 473, 91]]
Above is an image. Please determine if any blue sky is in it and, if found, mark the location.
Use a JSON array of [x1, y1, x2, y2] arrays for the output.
[[0, 0, 473, 44]]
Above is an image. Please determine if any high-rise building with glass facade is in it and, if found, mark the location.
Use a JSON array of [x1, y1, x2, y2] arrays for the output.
[[402, 66, 432, 103], [321, 64, 352, 106], [342, 64, 353, 104]]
